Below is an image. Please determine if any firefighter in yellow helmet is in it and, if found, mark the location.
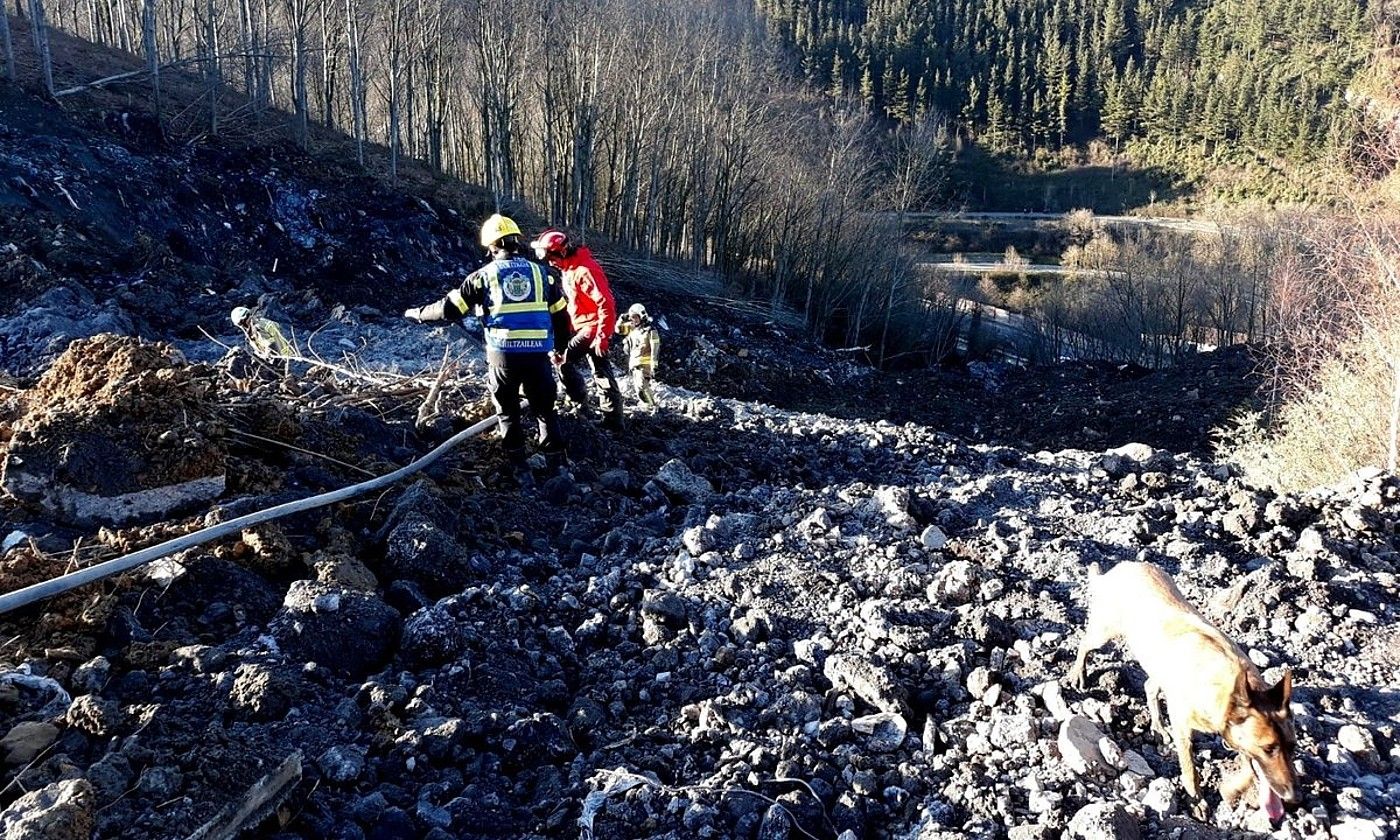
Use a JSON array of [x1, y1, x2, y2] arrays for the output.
[[403, 214, 572, 487]]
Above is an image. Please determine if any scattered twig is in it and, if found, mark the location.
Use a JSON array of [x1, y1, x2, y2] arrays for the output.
[[416, 346, 452, 429], [52, 178, 80, 210], [227, 428, 377, 477]]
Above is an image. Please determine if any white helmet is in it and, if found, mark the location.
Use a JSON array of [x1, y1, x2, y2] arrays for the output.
[[627, 303, 648, 319], [231, 306, 253, 326]]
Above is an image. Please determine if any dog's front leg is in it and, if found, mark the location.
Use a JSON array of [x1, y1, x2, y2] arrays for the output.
[[1068, 616, 1110, 690], [1144, 678, 1170, 743], [1172, 718, 1209, 819]]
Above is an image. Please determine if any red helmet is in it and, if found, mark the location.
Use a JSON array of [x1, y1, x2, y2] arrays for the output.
[[530, 229, 569, 258]]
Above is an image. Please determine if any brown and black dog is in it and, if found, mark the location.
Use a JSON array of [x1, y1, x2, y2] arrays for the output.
[[1068, 561, 1300, 822]]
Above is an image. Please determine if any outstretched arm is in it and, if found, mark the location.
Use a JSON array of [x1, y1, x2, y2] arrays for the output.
[[406, 275, 480, 323]]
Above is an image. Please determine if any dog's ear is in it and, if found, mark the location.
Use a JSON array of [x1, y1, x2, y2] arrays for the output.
[[1259, 668, 1293, 711], [1227, 669, 1252, 724]]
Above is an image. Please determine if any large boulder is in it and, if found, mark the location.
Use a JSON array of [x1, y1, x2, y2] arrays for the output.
[[0, 778, 95, 840], [379, 481, 488, 596], [1, 335, 226, 526], [269, 581, 402, 674]]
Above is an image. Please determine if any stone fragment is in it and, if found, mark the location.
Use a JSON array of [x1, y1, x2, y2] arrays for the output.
[[919, 525, 948, 550], [0, 722, 59, 765], [269, 581, 402, 674], [653, 459, 713, 503], [928, 560, 978, 606], [851, 712, 908, 753], [64, 694, 123, 737], [1058, 716, 1112, 775], [0, 778, 95, 840], [317, 745, 367, 783], [824, 653, 907, 714], [1067, 802, 1140, 840], [1337, 724, 1381, 771]]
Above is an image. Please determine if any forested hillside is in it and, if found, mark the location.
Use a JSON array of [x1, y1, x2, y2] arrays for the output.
[[7, 0, 959, 358], [755, 0, 1377, 195]]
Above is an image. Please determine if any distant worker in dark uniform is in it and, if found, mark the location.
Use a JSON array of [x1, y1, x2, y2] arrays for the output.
[[403, 213, 571, 486], [529, 229, 625, 431]]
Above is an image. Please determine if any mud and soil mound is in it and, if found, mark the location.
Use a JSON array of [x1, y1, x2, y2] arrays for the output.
[[1, 334, 226, 525]]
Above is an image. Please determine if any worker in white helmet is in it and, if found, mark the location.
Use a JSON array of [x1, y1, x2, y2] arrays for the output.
[[615, 302, 661, 411], [230, 306, 295, 370]]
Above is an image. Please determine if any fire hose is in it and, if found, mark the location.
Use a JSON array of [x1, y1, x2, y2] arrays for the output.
[[0, 413, 500, 616]]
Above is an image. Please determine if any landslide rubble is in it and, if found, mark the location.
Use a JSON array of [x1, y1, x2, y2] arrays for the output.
[[0, 76, 1392, 840], [0, 347, 1394, 839], [1, 335, 226, 525]]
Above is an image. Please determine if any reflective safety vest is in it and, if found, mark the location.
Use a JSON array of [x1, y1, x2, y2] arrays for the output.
[[618, 320, 660, 371], [249, 318, 295, 359], [450, 257, 556, 354]]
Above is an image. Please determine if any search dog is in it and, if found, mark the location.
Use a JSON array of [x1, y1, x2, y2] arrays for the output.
[[1068, 561, 1300, 822]]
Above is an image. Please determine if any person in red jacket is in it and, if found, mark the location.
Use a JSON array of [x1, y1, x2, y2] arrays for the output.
[[531, 229, 625, 431]]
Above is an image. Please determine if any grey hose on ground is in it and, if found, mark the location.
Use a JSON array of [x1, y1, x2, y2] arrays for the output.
[[0, 414, 500, 616]]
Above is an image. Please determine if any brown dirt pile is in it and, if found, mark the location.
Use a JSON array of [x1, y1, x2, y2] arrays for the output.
[[4, 334, 226, 498]]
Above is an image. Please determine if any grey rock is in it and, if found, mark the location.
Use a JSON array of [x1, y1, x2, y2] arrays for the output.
[[1121, 749, 1155, 778], [640, 591, 688, 628], [69, 657, 110, 695], [682, 525, 712, 555], [1331, 817, 1388, 840], [229, 663, 300, 721], [269, 581, 402, 674], [1338, 724, 1381, 771], [64, 694, 122, 737], [1142, 776, 1175, 816], [1067, 802, 1140, 840], [137, 765, 182, 798], [928, 560, 979, 607], [1058, 716, 1112, 775], [731, 611, 770, 645], [756, 803, 792, 840], [654, 459, 713, 502], [823, 653, 908, 714], [0, 722, 59, 766], [0, 778, 95, 840], [383, 514, 486, 596], [171, 644, 227, 674], [965, 666, 995, 698], [851, 712, 908, 753], [400, 600, 469, 667], [598, 469, 632, 493], [501, 713, 574, 769], [318, 745, 367, 783], [989, 712, 1036, 748], [793, 638, 828, 668], [1038, 681, 1070, 721], [919, 525, 948, 550]]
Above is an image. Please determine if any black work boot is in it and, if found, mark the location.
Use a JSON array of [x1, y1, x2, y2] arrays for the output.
[[544, 451, 570, 476], [601, 411, 626, 433]]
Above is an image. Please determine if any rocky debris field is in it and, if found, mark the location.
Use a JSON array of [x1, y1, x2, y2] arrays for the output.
[[0, 83, 1395, 840], [0, 329, 1395, 839]]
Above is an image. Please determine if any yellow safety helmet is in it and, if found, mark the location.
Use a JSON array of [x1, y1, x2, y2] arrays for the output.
[[480, 213, 522, 248]]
